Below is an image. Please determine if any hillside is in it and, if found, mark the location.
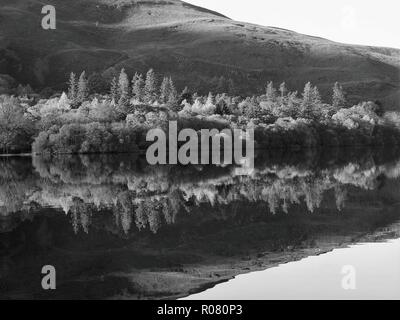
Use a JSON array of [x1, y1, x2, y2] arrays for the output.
[[1, 0, 399, 108]]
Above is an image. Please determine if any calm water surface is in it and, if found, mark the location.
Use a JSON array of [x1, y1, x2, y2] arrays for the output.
[[185, 238, 400, 300], [1, 149, 400, 299]]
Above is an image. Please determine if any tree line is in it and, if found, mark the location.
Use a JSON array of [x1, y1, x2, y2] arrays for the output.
[[67, 68, 181, 108], [66, 68, 348, 114], [0, 66, 397, 155]]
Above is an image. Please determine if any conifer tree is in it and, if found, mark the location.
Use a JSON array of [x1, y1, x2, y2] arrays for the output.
[[117, 68, 130, 106], [206, 92, 214, 105], [118, 68, 130, 102], [160, 77, 171, 103], [302, 82, 313, 106], [67, 72, 78, 103], [144, 68, 157, 103], [266, 81, 276, 102], [287, 91, 299, 117], [279, 82, 287, 99], [332, 82, 346, 109], [312, 86, 321, 104], [301, 82, 314, 118], [301, 82, 322, 119], [110, 76, 118, 101], [168, 77, 177, 97], [215, 96, 230, 115], [167, 77, 178, 107], [132, 73, 144, 101], [77, 71, 88, 103]]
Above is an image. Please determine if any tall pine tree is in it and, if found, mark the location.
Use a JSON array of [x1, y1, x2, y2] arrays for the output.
[[131, 73, 144, 101], [279, 82, 287, 99], [67, 72, 78, 105], [266, 81, 276, 102], [118, 68, 130, 105], [312, 86, 321, 104], [167, 77, 178, 107], [110, 76, 118, 102], [77, 71, 88, 103], [301, 82, 321, 119], [160, 77, 170, 103], [144, 68, 157, 103], [301, 82, 314, 118], [206, 92, 214, 105], [332, 82, 346, 109]]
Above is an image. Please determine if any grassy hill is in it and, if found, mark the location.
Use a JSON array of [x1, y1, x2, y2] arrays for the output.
[[1, 0, 399, 108]]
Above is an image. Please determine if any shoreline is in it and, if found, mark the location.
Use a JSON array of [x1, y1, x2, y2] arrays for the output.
[[0, 144, 397, 158], [0, 153, 32, 157]]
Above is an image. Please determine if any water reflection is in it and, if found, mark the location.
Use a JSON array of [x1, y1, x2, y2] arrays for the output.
[[1, 148, 400, 299], [0, 149, 399, 234], [185, 238, 400, 300]]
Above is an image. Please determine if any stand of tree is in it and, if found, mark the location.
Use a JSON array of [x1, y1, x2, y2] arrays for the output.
[[0, 68, 399, 155]]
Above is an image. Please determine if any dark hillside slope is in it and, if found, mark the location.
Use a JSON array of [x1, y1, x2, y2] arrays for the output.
[[0, 0, 399, 108]]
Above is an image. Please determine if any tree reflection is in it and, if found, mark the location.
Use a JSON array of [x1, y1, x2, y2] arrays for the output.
[[1, 148, 400, 235]]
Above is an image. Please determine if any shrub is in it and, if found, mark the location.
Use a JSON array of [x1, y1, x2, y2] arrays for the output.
[[33, 122, 139, 155]]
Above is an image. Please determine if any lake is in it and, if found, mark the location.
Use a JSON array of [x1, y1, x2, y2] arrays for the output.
[[1, 148, 400, 299], [184, 238, 400, 300]]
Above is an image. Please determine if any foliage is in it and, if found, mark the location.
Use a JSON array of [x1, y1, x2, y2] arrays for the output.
[[118, 68, 130, 105], [144, 69, 157, 103], [77, 71, 89, 104], [131, 72, 145, 102], [33, 122, 139, 154], [67, 72, 78, 106], [332, 82, 347, 109], [0, 96, 36, 153], [2, 70, 400, 155]]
